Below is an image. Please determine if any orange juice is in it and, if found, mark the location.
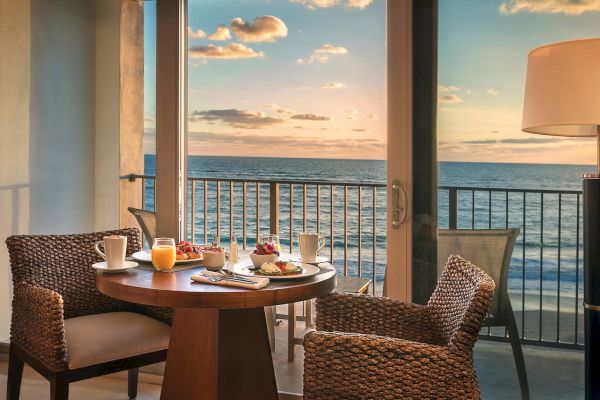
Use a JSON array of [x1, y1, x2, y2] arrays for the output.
[[152, 245, 176, 270]]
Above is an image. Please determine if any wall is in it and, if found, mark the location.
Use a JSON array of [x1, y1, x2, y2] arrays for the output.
[[0, 0, 121, 341]]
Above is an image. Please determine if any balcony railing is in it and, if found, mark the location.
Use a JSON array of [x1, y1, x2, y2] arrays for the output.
[[124, 174, 584, 350]]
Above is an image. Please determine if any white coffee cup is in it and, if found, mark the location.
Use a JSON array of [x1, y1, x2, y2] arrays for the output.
[[299, 233, 326, 263], [95, 235, 127, 269]]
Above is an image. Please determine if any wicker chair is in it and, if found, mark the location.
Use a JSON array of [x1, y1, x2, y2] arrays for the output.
[[5, 228, 172, 400], [438, 229, 529, 399], [303, 254, 495, 400]]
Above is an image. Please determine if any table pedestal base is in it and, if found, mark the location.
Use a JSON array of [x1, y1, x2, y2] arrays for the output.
[[161, 307, 278, 400]]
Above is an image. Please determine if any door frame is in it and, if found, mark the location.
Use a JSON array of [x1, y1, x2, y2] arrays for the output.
[[386, 0, 413, 301]]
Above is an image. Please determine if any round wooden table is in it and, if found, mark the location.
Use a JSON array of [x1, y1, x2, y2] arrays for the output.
[[97, 261, 336, 400]]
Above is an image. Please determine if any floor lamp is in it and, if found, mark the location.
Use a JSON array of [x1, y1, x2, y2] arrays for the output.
[[521, 38, 600, 399]]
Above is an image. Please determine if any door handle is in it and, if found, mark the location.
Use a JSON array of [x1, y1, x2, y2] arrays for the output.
[[392, 179, 407, 229]]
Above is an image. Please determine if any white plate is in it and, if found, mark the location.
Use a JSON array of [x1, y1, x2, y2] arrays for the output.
[[92, 260, 138, 273], [132, 250, 203, 264], [233, 263, 321, 281], [288, 255, 329, 264]]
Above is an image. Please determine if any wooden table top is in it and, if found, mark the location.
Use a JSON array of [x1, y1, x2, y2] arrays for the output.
[[97, 262, 336, 309]]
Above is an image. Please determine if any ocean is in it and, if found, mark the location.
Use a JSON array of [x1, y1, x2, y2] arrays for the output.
[[143, 155, 594, 303]]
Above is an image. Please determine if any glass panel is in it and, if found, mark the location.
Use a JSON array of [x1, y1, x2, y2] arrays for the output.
[[185, 0, 387, 294], [143, 1, 157, 212], [435, 1, 600, 397]]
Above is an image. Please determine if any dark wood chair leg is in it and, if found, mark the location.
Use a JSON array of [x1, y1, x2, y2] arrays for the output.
[[128, 368, 139, 399], [506, 304, 530, 400], [7, 345, 25, 400], [50, 379, 69, 400]]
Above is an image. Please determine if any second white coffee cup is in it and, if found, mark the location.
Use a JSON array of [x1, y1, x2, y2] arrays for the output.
[[95, 235, 127, 269], [299, 233, 326, 263]]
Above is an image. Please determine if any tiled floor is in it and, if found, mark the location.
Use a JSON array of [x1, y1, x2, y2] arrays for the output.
[[0, 311, 585, 400]]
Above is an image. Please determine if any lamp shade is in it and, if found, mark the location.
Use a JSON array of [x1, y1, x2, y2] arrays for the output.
[[522, 38, 600, 137]]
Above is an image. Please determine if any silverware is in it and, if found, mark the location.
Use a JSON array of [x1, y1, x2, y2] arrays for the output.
[[200, 272, 258, 285]]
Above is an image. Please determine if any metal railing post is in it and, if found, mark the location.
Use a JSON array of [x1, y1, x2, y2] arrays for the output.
[[449, 188, 458, 229], [270, 182, 280, 235]]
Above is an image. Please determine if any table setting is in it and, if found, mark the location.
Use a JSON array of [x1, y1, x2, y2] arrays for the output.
[[95, 230, 336, 400]]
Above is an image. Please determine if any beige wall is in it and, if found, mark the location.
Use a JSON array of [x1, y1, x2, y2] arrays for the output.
[[0, 0, 122, 341]]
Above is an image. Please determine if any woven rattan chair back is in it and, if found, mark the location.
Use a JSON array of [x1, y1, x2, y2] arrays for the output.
[[437, 229, 519, 317], [427, 255, 495, 353], [128, 207, 156, 249], [6, 228, 141, 319]]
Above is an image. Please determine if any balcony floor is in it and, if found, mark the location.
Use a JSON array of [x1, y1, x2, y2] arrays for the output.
[[0, 318, 583, 400]]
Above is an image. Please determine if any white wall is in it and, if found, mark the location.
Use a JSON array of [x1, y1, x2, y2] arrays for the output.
[[0, 0, 121, 341]]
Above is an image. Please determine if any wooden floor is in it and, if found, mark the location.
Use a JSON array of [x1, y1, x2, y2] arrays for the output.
[[0, 305, 586, 399]]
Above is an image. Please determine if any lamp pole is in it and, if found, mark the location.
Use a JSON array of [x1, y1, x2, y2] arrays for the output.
[[585, 131, 600, 399]]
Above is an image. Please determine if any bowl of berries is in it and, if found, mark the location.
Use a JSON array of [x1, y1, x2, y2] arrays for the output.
[[249, 242, 279, 268]]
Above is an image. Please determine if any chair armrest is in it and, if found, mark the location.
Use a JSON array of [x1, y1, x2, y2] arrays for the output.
[[315, 293, 441, 343], [303, 331, 479, 400], [11, 283, 68, 371]]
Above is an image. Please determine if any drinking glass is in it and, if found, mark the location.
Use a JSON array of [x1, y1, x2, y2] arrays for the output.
[[151, 238, 176, 271], [258, 234, 281, 253]]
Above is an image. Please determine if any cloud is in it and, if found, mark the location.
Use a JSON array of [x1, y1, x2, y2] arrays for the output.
[[264, 103, 296, 115], [439, 94, 463, 104], [499, 0, 600, 15], [297, 44, 349, 64], [365, 113, 379, 120], [296, 86, 311, 90], [188, 27, 206, 39], [187, 130, 384, 154], [352, 128, 368, 132], [323, 81, 346, 89], [291, 113, 331, 121], [291, 0, 373, 9], [486, 88, 499, 96], [208, 25, 232, 41], [346, 0, 374, 8], [190, 109, 285, 129], [189, 43, 264, 59], [461, 137, 565, 145], [439, 84, 460, 92], [231, 16, 288, 43]]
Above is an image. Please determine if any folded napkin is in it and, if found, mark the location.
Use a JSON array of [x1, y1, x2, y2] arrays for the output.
[[191, 272, 269, 290]]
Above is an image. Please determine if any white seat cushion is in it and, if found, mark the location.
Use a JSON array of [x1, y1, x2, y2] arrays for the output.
[[64, 312, 170, 369]]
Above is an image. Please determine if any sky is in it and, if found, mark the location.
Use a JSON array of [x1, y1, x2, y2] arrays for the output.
[[144, 0, 600, 164]]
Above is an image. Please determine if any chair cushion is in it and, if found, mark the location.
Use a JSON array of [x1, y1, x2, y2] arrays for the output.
[[64, 312, 170, 369]]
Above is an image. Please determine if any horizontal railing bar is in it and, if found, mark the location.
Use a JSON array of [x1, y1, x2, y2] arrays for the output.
[[479, 334, 583, 351], [438, 185, 581, 195], [122, 174, 583, 195]]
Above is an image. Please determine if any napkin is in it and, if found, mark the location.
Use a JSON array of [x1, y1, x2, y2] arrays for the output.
[[191, 272, 269, 290]]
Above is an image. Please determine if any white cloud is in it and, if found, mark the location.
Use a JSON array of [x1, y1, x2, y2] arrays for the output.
[[208, 25, 231, 41], [297, 44, 349, 64], [439, 84, 460, 92], [188, 27, 206, 39], [231, 16, 288, 43], [486, 88, 499, 96], [291, 0, 373, 9], [189, 43, 264, 59], [264, 103, 296, 115], [323, 81, 347, 89], [346, 0, 374, 9], [439, 94, 463, 104], [291, 113, 331, 121], [499, 0, 600, 15], [191, 109, 285, 129], [291, 0, 340, 9]]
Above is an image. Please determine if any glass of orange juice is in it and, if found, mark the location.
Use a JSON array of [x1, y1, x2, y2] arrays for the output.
[[151, 238, 176, 271]]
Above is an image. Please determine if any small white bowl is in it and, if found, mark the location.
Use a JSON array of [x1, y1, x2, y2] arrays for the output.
[[249, 253, 278, 268]]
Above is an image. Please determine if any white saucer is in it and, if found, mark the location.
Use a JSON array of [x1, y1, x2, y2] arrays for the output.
[[289, 255, 329, 264], [92, 260, 138, 273]]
